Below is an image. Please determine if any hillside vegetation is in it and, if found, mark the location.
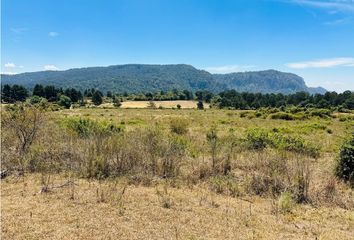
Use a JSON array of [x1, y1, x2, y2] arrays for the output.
[[1, 64, 326, 94]]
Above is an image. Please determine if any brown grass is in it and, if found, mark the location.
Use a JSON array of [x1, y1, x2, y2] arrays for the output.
[[1, 174, 354, 240], [99, 100, 210, 109], [1, 106, 354, 239]]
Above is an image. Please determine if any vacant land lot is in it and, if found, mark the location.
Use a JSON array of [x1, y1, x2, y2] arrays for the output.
[[1, 106, 354, 239]]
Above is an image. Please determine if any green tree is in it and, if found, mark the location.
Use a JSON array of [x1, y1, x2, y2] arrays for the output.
[[33, 84, 45, 97], [336, 133, 354, 185], [1, 84, 13, 103], [92, 90, 103, 105], [44, 85, 59, 101], [58, 95, 72, 109], [197, 101, 204, 110], [11, 85, 28, 102]]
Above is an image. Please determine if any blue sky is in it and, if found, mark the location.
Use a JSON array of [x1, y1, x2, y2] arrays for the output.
[[1, 0, 354, 92]]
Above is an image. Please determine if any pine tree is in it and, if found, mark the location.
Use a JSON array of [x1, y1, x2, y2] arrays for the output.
[[33, 84, 45, 97], [1, 84, 13, 103], [92, 90, 103, 105]]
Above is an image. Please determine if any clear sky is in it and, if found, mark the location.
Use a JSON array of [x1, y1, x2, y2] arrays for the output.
[[1, 0, 354, 92]]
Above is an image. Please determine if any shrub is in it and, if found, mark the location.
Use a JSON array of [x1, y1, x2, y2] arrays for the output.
[[28, 95, 43, 104], [156, 184, 173, 208], [176, 104, 181, 109], [1, 104, 45, 171], [209, 176, 242, 197], [273, 134, 320, 158], [240, 111, 255, 119], [170, 118, 189, 135], [270, 112, 297, 120], [336, 133, 354, 185], [206, 127, 219, 170], [60, 117, 123, 138], [197, 101, 204, 110], [246, 128, 269, 150], [113, 97, 122, 108], [309, 109, 333, 118], [278, 192, 295, 213], [147, 101, 157, 109], [255, 112, 263, 118], [239, 111, 249, 118], [58, 95, 72, 109], [245, 128, 320, 157]]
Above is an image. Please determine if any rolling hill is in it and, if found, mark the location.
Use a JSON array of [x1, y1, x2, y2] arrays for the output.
[[1, 64, 326, 94]]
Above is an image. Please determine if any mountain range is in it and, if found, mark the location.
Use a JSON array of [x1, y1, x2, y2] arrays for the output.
[[1, 64, 327, 94]]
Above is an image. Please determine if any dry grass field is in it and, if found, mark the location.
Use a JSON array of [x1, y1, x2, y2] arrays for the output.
[[99, 100, 209, 109], [1, 174, 354, 240], [1, 106, 354, 239]]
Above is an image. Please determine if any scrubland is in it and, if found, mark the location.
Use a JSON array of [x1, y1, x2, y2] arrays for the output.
[[1, 104, 354, 239]]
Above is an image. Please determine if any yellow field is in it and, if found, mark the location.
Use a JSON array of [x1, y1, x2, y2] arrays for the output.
[[99, 100, 210, 109]]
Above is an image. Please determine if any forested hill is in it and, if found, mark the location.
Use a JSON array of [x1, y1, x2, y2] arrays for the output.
[[213, 70, 326, 94], [1, 64, 326, 94]]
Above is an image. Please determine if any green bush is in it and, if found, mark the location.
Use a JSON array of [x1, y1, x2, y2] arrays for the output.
[[170, 118, 189, 135], [272, 134, 320, 158], [60, 117, 123, 138], [309, 109, 333, 118], [246, 128, 269, 150], [245, 128, 320, 157], [336, 134, 354, 185], [28, 95, 43, 104], [339, 115, 354, 122], [269, 112, 306, 121], [58, 95, 72, 109], [278, 192, 295, 213], [240, 111, 256, 119], [113, 97, 122, 108]]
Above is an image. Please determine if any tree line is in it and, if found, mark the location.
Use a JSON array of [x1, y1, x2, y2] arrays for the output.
[[214, 90, 354, 110], [1, 84, 353, 110]]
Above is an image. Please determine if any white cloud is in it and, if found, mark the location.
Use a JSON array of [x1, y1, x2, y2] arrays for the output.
[[10, 27, 28, 34], [1, 71, 17, 75], [204, 65, 255, 74], [286, 57, 354, 69], [48, 31, 59, 37], [290, 0, 354, 13], [44, 65, 59, 71], [324, 17, 350, 25], [4, 62, 16, 68]]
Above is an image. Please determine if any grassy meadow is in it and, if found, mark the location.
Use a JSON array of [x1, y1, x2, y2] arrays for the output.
[[1, 104, 354, 239]]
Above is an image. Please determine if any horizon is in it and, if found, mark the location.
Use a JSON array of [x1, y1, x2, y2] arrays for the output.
[[2, 0, 354, 92]]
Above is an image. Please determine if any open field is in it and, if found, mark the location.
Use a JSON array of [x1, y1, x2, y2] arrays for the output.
[[99, 100, 210, 109], [1, 106, 354, 239], [1, 173, 354, 240]]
